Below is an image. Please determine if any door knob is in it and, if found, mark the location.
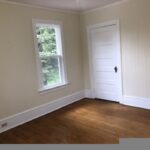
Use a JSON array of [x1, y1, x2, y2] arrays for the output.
[[114, 66, 118, 73]]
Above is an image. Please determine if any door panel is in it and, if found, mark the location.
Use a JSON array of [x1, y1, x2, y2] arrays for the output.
[[94, 45, 114, 59], [91, 25, 119, 102]]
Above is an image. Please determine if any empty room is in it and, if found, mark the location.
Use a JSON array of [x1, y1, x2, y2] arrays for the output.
[[0, 0, 150, 145]]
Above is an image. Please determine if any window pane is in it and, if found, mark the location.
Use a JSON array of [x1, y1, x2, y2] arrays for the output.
[[33, 21, 66, 90], [36, 26, 57, 55], [40, 56, 62, 87]]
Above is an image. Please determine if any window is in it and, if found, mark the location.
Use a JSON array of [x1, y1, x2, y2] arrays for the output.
[[32, 19, 67, 92]]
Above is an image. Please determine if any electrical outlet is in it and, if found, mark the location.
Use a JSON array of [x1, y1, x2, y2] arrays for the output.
[[1, 123, 8, 128]]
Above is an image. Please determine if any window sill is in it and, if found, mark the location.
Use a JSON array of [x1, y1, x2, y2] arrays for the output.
[[38, 83, 70, 94]]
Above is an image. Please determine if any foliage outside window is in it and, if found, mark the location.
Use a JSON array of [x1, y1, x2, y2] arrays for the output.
[[33, 20, 66, 91]]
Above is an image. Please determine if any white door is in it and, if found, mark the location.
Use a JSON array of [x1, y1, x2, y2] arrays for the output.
[[90, 24, 122, 102]]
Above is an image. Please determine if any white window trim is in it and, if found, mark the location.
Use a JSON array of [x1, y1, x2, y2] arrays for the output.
[[32, 19, 68, 93]]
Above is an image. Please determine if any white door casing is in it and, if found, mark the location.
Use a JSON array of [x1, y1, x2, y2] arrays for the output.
[[87, 20, 123, 102]]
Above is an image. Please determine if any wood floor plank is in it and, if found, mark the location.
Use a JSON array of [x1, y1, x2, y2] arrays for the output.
[[0, 99, 150, 144]]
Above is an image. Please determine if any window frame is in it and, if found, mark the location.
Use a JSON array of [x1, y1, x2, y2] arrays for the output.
[[32, 19, 68, 93]]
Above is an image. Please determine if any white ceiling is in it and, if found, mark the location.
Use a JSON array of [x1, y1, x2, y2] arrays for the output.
[[3, 0, 123, 12]]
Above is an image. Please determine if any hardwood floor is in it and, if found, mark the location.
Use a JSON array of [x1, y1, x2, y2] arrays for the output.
[[0, 99, 150, 144]]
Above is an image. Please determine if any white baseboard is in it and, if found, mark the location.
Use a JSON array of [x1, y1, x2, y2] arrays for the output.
[[0, 91, 85, 134], [123, 96, 150, 110], [84, 89, 150, 110]]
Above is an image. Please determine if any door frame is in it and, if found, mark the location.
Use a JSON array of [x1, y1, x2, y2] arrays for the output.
[[87, 20, 123, 103]]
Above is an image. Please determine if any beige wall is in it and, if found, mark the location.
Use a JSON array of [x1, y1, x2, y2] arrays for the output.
[[80, 0, 150, 99], [1, 0, 150, 119], [0, 3, 84, 119]]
